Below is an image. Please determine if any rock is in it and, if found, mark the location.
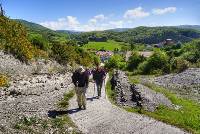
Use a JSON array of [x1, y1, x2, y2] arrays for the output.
[[111, 70, 172, 111], [54, 85, 61, 90], [149, 68, 200, 103], [9, 89, 22, 96]]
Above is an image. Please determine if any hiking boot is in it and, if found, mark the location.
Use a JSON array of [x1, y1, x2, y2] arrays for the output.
[[83, 106, 86, 110], [78, 106, 82, 110]]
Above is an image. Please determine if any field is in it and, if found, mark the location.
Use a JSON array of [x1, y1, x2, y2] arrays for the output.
[[82, 40, 127, 51]]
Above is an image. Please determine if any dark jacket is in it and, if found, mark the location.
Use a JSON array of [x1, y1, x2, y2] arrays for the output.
[[92, 69, 106, 84], [72, 71, 89, 87]]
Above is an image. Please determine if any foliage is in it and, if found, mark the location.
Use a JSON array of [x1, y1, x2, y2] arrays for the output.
[[138, 49, 170, 75], [0, 74, 9, 87], [29, 33, 49, 51], [127, 51, 145, 71], [51, 42, 78, 65], [170, 57, 190, 73], [180, 39, 200, 63], [0, 16, 48, 62], [93, 55, 101, 66], [105, 54, 125, 70], [16, 19, 69, 43]]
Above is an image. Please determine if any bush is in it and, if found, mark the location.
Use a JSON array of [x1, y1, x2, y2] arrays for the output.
[[170, 57, 189, 73], [29, 34, 49, 51], [105, 54, 124, 69], [0, 16, 48, 62], [180, 39, 200, 63], [127, 51, 145, 71], [138, 49, 170, 74], [0, 74, 9, 87], [51, 42, 78, 65]]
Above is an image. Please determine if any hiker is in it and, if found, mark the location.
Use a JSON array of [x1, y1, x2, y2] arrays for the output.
[[72, 66, 89, 110], [110, 70, 119, 90], [92, 65, 106, 99]]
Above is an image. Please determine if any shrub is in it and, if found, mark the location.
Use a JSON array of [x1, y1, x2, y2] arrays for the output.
[[29, 34, 49, 51], [171, 57, 189, 73], [180, 39, 200, 63], [127, 51, 145, 71], [138, 49, 170, 74], [105, 54, 124, 69], [0, 74, 9, 87]]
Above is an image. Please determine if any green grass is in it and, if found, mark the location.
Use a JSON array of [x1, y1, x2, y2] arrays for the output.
[[82, 40, 126, 51], [57, 90, 75, 109], [106, 73, 200, 134], [106, 73, 117, 105]]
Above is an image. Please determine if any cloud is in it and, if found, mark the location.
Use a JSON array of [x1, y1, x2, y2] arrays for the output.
[[152, 7, 177, 15], [109, 20, 124, 28], [124, 7, 150, 19], [89, 14, 106, 24], [40, 16, 80, 30]]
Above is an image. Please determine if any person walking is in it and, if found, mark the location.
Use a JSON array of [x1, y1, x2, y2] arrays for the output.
[[92, 65, 106, 99], [72, 66, 89, 110]]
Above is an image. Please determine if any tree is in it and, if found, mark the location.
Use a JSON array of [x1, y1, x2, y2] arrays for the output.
[[127, 51, 145, 71]]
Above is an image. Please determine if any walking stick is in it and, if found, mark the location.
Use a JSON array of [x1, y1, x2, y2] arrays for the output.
[[93, 81, 96, 97]]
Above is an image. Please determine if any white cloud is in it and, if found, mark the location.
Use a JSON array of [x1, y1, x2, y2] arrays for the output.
[[109, 20, 124, 28], [124, 7, 150, 19], [40, 16, 80, 30], [89, 14, 106, 24], [152, 7, 177, 15]]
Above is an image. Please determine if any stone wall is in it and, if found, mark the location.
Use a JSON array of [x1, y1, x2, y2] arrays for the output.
[[110, 70, 172, 111]]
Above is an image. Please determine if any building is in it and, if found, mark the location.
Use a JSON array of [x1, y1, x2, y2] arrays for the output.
[[96, 50, 114, 62]]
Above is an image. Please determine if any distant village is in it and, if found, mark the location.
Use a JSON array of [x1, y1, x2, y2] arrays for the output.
[[87, 35, 178, 62]]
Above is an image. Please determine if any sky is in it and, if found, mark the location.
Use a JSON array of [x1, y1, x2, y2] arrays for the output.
[[1, 0, 200, 31]]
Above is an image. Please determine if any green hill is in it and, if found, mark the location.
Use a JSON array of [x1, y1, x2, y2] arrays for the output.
[[15, 19, 69, 43], [75, 26, 200, 46]]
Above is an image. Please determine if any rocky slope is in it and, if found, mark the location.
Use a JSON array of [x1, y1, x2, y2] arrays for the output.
[[147, 68, 200, 103], [0, 51, 78, 133]]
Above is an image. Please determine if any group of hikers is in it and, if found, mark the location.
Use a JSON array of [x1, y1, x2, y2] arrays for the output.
[[71, 65, 106, 110]]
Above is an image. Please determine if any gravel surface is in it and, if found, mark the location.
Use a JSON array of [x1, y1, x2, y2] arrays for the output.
[[147, 68, 200, 103], [0, 73, 74, 134], [69, 75, 188, 134]]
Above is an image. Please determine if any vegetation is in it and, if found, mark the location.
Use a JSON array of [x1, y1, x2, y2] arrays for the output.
[[127, 51, 145, 71], [82, 40, 125, 51], [14, 116, 79, 134], [105, 54, 126, 70], [57, 90, 75, 109], [0, 16, 46, 62], [0, 74, 9, 87], [73, 26, 200, 46]]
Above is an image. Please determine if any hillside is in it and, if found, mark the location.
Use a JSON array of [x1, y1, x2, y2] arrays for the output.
[[74, 26, 200, 46], [177, 25, 200, 31], [15, 19, 69, 43]]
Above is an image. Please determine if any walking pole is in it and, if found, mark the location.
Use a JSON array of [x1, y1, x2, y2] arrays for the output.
[[93, 81, 96, 97]]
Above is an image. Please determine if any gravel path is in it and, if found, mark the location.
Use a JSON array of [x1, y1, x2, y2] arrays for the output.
[[69, 76, 188, 134]]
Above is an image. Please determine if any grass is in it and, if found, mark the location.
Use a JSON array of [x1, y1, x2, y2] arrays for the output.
[[82, 40, 127, 51], [106, 73, 200, 134], [57, 90, 75, 109], [106, 73, 117, 105], [14, 89, 80, 134]]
